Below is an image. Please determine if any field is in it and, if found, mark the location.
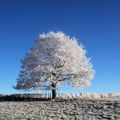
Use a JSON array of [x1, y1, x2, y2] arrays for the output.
[[0, 99, 120, 120]]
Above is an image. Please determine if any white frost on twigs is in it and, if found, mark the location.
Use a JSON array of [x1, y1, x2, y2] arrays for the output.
[[15, 32, 95, 90]]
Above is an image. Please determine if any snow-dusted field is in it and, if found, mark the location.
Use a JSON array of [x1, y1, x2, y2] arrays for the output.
[[0, 99, 120, 120]]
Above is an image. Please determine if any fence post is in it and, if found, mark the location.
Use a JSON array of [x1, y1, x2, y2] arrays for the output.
[[58, 92, 60, 98], [75, 93, 77, 98]]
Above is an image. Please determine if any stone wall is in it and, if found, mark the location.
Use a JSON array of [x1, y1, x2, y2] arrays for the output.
[[1, 93, 120, 101], [0, 94, 49, 101], [59, 93, 120, 100]]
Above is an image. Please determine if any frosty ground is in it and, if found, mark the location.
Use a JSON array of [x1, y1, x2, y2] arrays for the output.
[[0, 98, 120, 120]]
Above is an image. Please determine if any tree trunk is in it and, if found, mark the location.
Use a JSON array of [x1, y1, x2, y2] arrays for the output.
[[52, 83, 56, 99]]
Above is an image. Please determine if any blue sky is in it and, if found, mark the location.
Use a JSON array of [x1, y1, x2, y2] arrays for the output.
[[0, 0, 120, 94]]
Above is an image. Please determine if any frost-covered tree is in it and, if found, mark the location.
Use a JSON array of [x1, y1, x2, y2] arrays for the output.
[[14, 32, 95, 99]]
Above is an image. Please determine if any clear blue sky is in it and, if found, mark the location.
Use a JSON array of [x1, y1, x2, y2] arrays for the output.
[[0, 0, 120, 94]]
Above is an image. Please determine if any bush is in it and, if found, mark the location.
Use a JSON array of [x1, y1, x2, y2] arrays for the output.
[[0, 93, 50, 101]]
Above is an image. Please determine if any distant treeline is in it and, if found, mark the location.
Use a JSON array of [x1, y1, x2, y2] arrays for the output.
[[0, 94, 51, 101]]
